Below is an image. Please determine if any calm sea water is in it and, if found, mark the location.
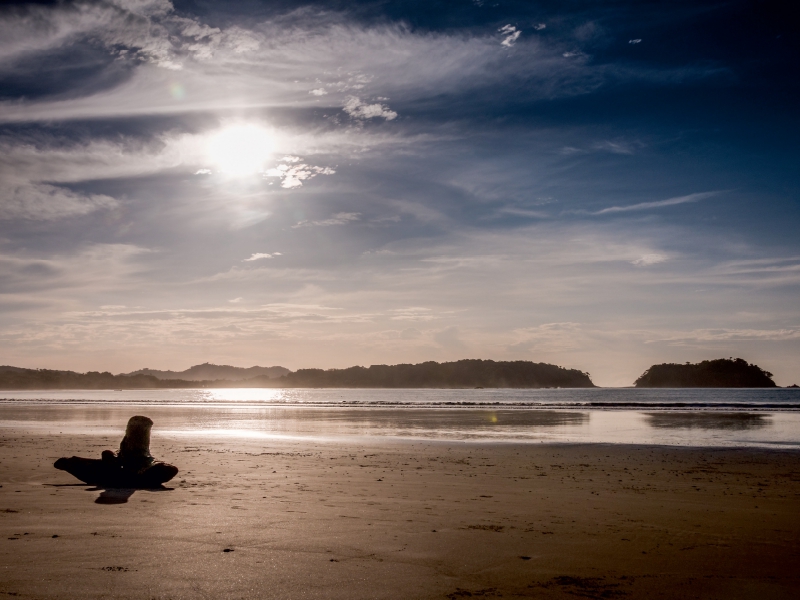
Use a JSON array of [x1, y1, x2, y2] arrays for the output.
[[2, 387, 800, 408], [2, 388, 799, 448]]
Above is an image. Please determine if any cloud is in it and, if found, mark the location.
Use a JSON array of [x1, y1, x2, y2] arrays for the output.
[[0, 132, 199, 216], [592, 191, 721, 215], [0, 0, 183, 69], [264, 160, 336, 189], [534, 24, 547, 31], [497, 207, 550, 219], [400, 328, 422, 339], [433, 326, 466, 350], [509, 322, 587, 353], [0, 4, 726, 126], [229, 297, 243, 303], [593, 140, 637, 154], [558, 146, 583, 155], [498, 25, 521, 47], [243, 253, 280, 262], [0, 243, 152, 300], [629, 39, 642, 44], [389, 307, 438, 322], [632, 254, 668, 266], [293, 212, 361, 228], [343, 96, 398, 121], [650, 328, 800, 344], [0, 0, 264, 72], [0, 182, 117, 221], [706, 257, 800, 287], [0, 131, 203, 221]]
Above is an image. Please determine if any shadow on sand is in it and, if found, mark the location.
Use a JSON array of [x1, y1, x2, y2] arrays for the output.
[[45, 483, 174, 504], [90, 485, 173, 504]]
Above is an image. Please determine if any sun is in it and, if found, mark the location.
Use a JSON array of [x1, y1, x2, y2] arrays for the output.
[[207, 124, 273, 176]]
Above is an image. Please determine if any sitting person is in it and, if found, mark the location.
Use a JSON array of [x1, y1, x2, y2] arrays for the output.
[[55, 415, 178, 487]]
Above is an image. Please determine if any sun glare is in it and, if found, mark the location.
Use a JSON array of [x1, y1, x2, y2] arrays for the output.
[[207, 124, 273, 176]]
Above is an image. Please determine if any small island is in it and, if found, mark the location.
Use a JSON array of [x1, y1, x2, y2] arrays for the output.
[[634, 358, 777, 388]]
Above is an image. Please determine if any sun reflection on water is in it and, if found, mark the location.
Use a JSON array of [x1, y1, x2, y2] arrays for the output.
[[204, 388, 288, 403]]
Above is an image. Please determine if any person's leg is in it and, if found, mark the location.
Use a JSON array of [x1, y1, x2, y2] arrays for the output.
[[53, 456, 113, 485], [137, 462, 179, 487]]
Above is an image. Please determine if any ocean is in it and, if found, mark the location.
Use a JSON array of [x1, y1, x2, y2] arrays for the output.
[[2, 388, 800, 448]]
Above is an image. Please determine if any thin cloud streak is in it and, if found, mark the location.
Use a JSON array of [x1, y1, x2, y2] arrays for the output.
[[592, 191, 722, 215], [292, 212, 361, 228]]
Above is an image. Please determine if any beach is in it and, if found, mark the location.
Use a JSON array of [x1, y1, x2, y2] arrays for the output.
[[2, 423, 799, 599]]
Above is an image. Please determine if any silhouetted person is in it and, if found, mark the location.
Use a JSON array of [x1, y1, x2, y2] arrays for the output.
[[54, 416, 178, 487]]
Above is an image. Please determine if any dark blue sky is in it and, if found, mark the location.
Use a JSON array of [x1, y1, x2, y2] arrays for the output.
[[0, 0, 797, 384]]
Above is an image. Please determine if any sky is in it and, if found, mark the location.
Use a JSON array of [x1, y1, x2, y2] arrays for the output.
[[0, 0, 798, 386]]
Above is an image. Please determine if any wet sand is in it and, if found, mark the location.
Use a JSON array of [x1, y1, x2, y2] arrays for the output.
[[1, 430, 799, 599]]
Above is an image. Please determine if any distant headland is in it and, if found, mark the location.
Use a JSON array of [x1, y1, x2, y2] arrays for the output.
[[634, 358, 777, 388], [0, 360, 594, 390]]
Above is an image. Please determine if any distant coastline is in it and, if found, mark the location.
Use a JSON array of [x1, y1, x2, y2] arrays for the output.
[[0, 360, 594, 390], [0, 357, 793, 390]]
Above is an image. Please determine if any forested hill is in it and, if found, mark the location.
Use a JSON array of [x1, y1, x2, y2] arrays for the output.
[[272, 360, 595, 388], [0, 360, 594, 389], [126, 363, 289, 381], [0, 366, 196, 390], [634, 358, 777, 388]]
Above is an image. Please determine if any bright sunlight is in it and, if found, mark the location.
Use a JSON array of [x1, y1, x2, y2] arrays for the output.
[[206, 123, 274, 176]]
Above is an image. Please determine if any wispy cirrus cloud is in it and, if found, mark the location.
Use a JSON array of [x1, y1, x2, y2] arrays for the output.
[[0, 243, 152, 299], [591, 191, 722, 215], [649, 327, 800, 344], [632, 253, 668, 266], [243, 253, 281, 262], [592, 140, 639, 154], [0, 1, 727, 126], [0, 182, 117, 221], [293, 212, 361, 228], [0, 0, 257, 70]]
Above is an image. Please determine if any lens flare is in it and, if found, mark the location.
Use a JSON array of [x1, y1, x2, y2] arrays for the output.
[[169, 83, 185, 100]]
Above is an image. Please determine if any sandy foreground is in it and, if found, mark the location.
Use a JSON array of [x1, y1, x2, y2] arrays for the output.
[[1, 430, 799, 599]]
